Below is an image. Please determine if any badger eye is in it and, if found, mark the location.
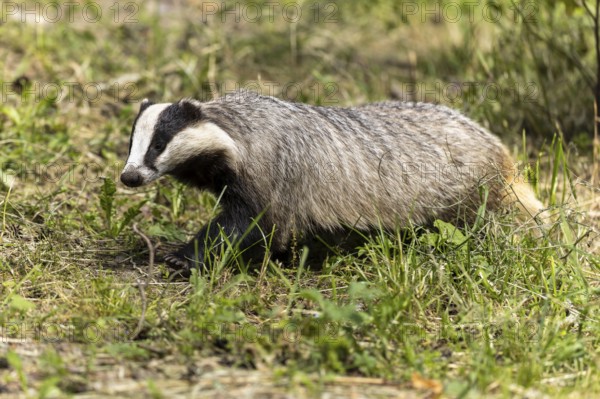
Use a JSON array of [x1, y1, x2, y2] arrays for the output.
[[153, 142, 165, 152]]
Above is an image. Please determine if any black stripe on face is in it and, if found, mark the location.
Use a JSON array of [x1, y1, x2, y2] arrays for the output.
[[144, 100, 203, 168], [128, 99, 155, 155]]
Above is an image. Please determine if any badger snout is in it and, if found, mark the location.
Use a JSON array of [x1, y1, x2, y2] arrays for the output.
[[120, 169, 144, 187]]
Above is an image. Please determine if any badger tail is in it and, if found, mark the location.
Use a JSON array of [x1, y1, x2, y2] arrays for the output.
[[501, 164, 552, 233]]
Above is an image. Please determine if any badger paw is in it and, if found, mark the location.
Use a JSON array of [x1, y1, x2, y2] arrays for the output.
[[164, 251, 205, 278], [164, 252, 189, 269], [163, 253, 189, 278]]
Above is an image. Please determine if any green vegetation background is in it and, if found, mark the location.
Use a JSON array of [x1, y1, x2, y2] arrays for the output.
[[0, 0, 598, 397]]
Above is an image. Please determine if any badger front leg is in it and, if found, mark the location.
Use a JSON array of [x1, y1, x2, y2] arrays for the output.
[[164, 209, 265, 275]]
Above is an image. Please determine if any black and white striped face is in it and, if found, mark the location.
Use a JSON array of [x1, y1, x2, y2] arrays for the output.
[[120, 99, 239, 188]]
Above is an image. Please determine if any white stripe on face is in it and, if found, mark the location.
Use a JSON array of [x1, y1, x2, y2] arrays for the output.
[[125, 103, 170, 169], [155, 122, 240, 173], [122, 103, 170, 184]]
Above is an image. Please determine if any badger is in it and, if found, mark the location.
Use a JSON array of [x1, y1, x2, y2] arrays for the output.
[[120, 90, 545, 272]]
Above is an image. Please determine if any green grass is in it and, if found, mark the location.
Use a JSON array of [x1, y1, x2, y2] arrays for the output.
[[0, 1, 599, 397]]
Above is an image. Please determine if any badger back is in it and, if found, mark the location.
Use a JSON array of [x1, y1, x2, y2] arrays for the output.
[[203, 93, 513, 234]]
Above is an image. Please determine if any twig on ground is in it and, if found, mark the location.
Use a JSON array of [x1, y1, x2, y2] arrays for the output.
[[131, 223, 155, 340]]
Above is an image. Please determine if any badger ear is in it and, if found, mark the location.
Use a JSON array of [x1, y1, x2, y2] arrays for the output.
[[139, 98, 154, 113], [179, 100, 202, 121]]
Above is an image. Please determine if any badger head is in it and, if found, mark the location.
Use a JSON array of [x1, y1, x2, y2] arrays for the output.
[[120, 98, 239, 188]]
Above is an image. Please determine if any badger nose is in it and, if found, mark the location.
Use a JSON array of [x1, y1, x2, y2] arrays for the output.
[[120, 170, 143, 187]]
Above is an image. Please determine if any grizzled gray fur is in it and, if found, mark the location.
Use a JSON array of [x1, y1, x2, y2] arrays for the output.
[[121, 90, 544, 272]]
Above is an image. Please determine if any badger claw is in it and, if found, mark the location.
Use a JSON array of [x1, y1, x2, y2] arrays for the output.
[[165, 250, 205, 277], [164, 253, 189, 269]]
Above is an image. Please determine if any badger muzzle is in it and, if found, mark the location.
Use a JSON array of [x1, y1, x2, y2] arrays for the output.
[[120, 169, 144, 187], [120, 163, 159, 187]]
